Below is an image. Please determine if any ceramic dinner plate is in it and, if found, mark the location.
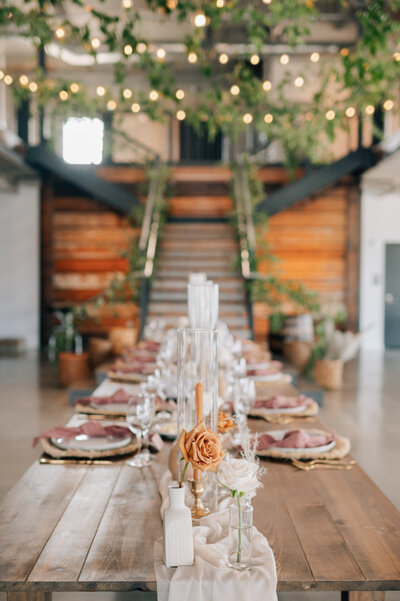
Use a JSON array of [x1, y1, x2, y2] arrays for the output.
[[250, 372, 282, 382], [264, 404, 307, 415], [90, 402, 128, 413], [256, 429, 336, 454], [52, 434, 132, 452], [154, 421, 178, 441]]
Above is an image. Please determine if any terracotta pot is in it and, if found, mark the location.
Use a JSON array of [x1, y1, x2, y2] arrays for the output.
[[58, 352, 90, 387], [313, 359, 343, 390], [283, 340, 313, 371]]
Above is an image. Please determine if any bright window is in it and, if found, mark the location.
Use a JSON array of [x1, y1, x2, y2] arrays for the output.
[[62, 117, 104, 165]]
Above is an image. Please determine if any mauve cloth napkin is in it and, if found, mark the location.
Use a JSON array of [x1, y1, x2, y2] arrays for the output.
[[33, 421, 132, 447], [137, 340, 160, 352], [253, 394, 312, 410], [247, 361, 282, 376], [110, 363, 155, 375], [73, 388, 134, 407], [257, 429, 334, 450], [122, 353, 157, 363], [155, 471, 277, 601]]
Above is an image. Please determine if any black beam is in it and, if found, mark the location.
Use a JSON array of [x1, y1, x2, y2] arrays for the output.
[[256, 148, 377, 216], [26, 144, 139, 215], [17, 99, 30, 143]]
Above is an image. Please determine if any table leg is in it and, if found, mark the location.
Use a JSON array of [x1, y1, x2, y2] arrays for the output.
[[341, 592, 385, 601], [7, 593, 52, 601]]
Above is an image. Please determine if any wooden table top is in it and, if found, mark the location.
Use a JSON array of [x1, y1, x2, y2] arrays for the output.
[[0, 415, 400, 595]]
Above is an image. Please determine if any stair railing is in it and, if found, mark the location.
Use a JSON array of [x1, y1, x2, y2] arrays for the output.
[[135, 158, 164, 338]]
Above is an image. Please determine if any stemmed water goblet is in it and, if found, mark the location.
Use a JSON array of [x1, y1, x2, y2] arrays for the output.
[[126, 393, 156, 468]]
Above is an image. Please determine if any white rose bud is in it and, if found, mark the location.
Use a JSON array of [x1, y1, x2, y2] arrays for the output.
[[218, 457, 261, 497]]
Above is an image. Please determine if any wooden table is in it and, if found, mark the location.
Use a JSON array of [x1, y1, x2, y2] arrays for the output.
[[1, 384, 400, 601]]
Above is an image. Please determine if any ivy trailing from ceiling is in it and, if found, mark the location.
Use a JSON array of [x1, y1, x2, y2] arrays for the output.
[[1, 0, 400, 168]]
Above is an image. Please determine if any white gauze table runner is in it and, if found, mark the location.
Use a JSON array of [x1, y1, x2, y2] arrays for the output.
[[154, 471, 277, 601]]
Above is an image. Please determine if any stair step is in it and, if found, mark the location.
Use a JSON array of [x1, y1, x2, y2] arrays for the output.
[[152, 279, 244, 292], [148, 310, 249, 327], [159, 259, 234, 269], [149, 291, 245, 303], [155, 269, 241, 279], [160, 249, 234, 259], [148, 302, 247, 316]]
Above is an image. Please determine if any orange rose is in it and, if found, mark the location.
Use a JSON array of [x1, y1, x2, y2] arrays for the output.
[[218, 411, 235, 434], [178, 420, 224, 473]]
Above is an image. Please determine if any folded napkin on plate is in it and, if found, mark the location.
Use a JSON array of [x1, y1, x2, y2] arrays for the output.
[[33, 421, 132, 447], [253, 394, 312, 410], [110, 364, 155, 375], [73, 387, 134, 407], [137, 340, 160, 352], [247, 361, 282, 376], [155, 471, 277, 601], [256, 429, 334, 450], [121, 353, 156, 364]]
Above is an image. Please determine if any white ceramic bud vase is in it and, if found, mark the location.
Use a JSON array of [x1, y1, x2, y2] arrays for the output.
[[164, 484, 194, 568]]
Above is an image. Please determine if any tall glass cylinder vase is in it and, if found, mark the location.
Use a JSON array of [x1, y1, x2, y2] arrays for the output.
[[177, 328, 218, 517]]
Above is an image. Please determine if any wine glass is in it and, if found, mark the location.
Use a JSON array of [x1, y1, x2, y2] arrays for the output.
[[125, 393, 156, 468]]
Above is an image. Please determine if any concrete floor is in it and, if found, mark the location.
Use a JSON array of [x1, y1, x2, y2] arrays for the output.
[[0, 349, 399, 601]]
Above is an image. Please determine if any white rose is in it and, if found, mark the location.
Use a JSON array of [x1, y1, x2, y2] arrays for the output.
[[218, 458, 261, 496]]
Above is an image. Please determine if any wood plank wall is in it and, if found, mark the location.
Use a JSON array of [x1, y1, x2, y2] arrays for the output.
[[41, 178, 139, 342]]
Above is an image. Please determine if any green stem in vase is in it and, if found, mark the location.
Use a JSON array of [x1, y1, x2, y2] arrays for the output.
[[179, 461, 189, 488], [237, 493, 242, 564]]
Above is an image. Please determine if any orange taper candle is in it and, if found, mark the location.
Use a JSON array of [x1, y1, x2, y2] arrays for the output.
[[194, 382, 204, 481]]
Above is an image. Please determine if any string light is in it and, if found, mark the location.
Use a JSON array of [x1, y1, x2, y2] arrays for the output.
[[264, 113, 273, 123], [59, 90, 68, 101], [136, 42, 147, 54], [29, 81, 38, 92], [55, 27, 65, 39], [383, 99, 393, 111], [262, 0, 272, 3], [188, 52, 198, 63], [131, 102, 140, 113], [294, 76, 304, 87], [0, 71, 4, 80], [219, 53, 229, 64], [19, 75, 29, 86], [216, 0, 224, 6], [340, 48, 349, 57], [280, 54, 289, 65], [70, 82, 79, 93], [250, 54, 260, 65], [123, 88, 132, 99], [124, 44, 133, 56], [393, 52, 400, 62], [345, 106, 355, 118], [243, 113, 253, 124], [107, 99, 117, 110], [4, 75, 13, 85], [325, 110, 335, 120], [194, 13, 207, 27], [149, 90, 159, 101], [176, 89, 185, 100], [230, 84, 240, 95], [263, 80, 271, 91], [96, 86, 106, 96], [365, 104, 374, 115], [310, 52, 320, 63], [156, 47, 166, 60], [122, 0, 132, 7], [176, 110, 186, 120], [91, 37, 100, 49]]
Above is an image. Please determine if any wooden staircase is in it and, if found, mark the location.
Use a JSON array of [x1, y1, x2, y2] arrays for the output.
[[146, 166, 250, 337]]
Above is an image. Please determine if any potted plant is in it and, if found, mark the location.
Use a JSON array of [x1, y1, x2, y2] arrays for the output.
[[48, 311, 90, 387]]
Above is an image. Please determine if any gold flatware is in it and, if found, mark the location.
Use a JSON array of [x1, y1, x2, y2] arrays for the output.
[[261, 415, 315, 425], [295, 457, 357, 467], [40, 457, 115, 466], [290, 458, 354, 471], [77, 412, 126, 421]]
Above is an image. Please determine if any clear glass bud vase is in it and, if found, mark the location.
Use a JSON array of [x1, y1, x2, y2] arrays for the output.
[[228, 495, 253, 571]]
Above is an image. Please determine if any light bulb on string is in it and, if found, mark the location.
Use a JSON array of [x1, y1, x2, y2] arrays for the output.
[[29, 81, 38, 92], [219, 53, 229, 64], [194, 13, 207, 27], [394, 52, 400, 62], [345, 106, 355, 118], [59, 90, 68, 101], [156, 48, 166, 60], [176, 110, 186, 120], [176, 89, 185, 100], [280, 54, 289, 65], [4, 75, 13, 85], [310, 52, 320, 63], [250, 54, 260, 65], [0, 71, 4, 80], [216, 0, 224, 6], [188, 52, 198, 63], [149, 90, 159, 101], [264, 113, 273, 123], [263, 80, 271, 91], [294, 76, 304, 87], [137, 42, 147, 54], [365, 104, 374, 115], [262, 0, 272, 4], [122, 0, 132, 8], [131, 102, 140, 113], [123, 88, 132, 99], [96, 86, 106, 97], [243, 113, 253, 124], [19, 75, 29, 86], [55, 27, 65, 39], [70, 82, 79, 93], [124, 44, 133, 56], [383, 99, 394, 111], [107, 100, 117, 111], [230, 84, 240, 95], [91, 37, 100, 50], [325, 110, 335, 120]]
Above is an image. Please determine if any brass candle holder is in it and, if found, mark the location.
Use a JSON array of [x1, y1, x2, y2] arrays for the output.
[[190, 478, 210, 520]]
